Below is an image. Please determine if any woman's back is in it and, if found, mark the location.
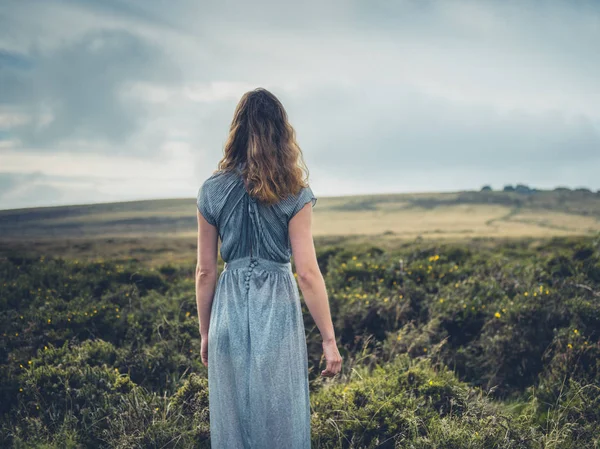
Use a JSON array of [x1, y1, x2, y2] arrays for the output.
[[197, 163, 317, 263]]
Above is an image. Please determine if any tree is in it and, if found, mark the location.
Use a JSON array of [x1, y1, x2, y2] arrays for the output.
[[515, 184, 533, 194], [481, 185, 492, 192]]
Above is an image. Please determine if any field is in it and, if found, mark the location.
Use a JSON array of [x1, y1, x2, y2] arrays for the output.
[[1, 188, 599, 448]]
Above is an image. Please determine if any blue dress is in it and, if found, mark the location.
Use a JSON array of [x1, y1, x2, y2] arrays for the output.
[[196, 165, 317, 449]]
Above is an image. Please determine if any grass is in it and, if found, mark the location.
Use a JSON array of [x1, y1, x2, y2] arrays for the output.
[[0, 190, 599, 447]]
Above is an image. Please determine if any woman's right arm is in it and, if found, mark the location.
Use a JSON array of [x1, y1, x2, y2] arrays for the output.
[[289, 202, 342, 377]]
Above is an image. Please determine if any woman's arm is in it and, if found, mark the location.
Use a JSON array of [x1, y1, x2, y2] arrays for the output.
[[196, 209, 219, 338], [289, 202, 342, 377]]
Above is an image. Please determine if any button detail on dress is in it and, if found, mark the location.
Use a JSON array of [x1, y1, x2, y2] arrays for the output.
[[244, 260, 255, 291]]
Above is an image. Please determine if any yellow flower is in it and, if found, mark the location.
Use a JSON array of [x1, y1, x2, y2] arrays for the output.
[[455, 283, 459, 288], [545, 290, 549, 295], [352, 256, 357, 260], [384, 297, 389, 302], [495, 312, 501, 318], [539, 285, 543, 292], [365, 300, 369, 305], [28, 360, 32, 364], [397, 334, 401, 341], [567, 343, 572, 349], [429, 380, 433, 385], [574, 329, 578, 334], [186, 311, 191, 317], [19, 388, 23, 392], [47, 319, 51, 323], [524, 292, 528, 296], [423, 347, 427, 352], [439, 298, 444, 303]]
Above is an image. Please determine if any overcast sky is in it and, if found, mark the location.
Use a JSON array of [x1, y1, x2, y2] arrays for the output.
[[1, 0, 599, 210]]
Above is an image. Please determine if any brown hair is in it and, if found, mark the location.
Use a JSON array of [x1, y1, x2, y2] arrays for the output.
[[216, 88, 310, 205]]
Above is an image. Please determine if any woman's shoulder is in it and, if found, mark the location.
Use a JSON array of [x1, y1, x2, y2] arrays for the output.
[[201, 169, 234, 187], [276, 184, 317, 221]]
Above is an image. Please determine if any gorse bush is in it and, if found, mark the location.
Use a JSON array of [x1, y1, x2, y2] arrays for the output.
[[312, 354, 537, 449], [1, 235, 599, 447]]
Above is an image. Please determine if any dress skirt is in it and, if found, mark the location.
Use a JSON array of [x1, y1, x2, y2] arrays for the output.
[[207, 255, 311, 448]]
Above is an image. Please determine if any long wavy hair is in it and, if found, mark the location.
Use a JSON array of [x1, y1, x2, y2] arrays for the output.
[[216, 88, 310, 205]]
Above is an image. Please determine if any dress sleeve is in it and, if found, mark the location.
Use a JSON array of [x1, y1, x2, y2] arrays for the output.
[[288, 186, 317, 222], [197, 182, 216, 226]]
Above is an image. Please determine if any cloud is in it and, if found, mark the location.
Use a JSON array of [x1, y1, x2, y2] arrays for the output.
[[0, 171, 64, 209], [0, 0, 599, 210], [1, 29, 182, 151]]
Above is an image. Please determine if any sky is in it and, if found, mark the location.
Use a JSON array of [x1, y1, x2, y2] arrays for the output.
[[0, 0, 599, 210]]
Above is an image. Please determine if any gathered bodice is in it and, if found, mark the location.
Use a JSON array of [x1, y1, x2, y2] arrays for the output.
[[197, 167, 317, 263]]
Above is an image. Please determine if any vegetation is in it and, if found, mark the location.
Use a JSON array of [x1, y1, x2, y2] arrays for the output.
[[1, 187, 599, 241], [1, 233, 599, 448]]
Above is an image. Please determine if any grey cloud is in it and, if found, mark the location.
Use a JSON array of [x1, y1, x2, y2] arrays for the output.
[[1, 29, 182, 151], [0, 171, 117, 210], [0, 171, 54, 210], [1, 0, 600, 210], [280, 82, 600, 174]]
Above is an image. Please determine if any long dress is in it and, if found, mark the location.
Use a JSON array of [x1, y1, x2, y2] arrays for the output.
[[196, 164, 317, 449]]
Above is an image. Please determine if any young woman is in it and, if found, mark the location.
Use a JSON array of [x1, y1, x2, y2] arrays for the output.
[[195, 88, 342, 448]]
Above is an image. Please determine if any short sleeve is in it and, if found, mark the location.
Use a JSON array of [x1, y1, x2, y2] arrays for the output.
[[197, 183, 216, 226], [288, 186, 317, 222]]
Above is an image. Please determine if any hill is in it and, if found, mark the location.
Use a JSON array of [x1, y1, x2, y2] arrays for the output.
[[1, 188, 599, 243]]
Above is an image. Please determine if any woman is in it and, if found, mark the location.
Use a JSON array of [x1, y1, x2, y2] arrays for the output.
[[195, 87, 342, 448]]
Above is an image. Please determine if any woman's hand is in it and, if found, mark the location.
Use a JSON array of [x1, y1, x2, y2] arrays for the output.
[[321, 338, 342, 377], [201, 334, 209, 367]]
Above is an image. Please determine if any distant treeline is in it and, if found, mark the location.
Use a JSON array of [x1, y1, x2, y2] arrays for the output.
[[481, 184, 599, 194]]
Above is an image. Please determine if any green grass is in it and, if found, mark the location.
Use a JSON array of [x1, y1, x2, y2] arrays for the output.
[[1, 234, 599, 447]]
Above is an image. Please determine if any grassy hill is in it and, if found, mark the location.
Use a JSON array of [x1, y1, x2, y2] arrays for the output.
[[1, 188, 599, 242]]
